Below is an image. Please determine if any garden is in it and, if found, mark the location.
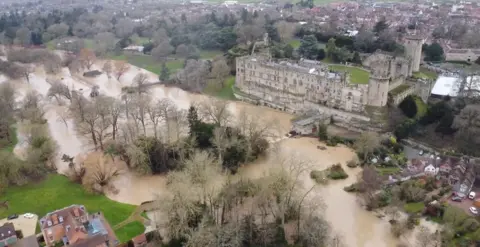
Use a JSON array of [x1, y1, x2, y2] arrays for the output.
[[0, 175, 144, 243]]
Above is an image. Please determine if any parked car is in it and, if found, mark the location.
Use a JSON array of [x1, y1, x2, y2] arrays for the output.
[[419, 150, 424, 156], [470, 207, 478, 215], [23, 213, 34, 219], [469, 192, 476, 200], [7, 214, 18, 220], [451, 196, 462, 202]]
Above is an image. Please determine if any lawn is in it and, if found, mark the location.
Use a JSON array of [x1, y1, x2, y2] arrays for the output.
[[115, 221, 145, 243], [288, 39, 301, 49], [1, 126, 18, 153], [328, 64, 370, 84], [204, 76, 236, 100], [413, 67, 438, 80], [0, 175, 136, 228], [413, 96, 427, 118], [109, 53, 184, 75], [403, 202, 425, 214], [376, 167, 401, 176], [199, 49, 223, 59]]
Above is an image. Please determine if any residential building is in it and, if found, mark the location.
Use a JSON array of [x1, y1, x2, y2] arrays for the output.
[[39, 205, 118, 247], [0, 223, 17, 247]]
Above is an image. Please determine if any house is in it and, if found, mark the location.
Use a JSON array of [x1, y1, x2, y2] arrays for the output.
[[0, 223, 17, 247], [424, 164, 438, 176], [291, 113, 330, 135], [132, 234, 147, 247], [39, 205, 118, 247]]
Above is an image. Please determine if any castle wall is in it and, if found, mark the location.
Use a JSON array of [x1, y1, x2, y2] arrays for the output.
[[445, 49, 480, 62], [235, 56, 367, 114]]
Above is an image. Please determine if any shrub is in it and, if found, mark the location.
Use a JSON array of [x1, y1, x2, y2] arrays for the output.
[[343, 183, 359, 192], [310, 170, 327, 184], [327, 163, 348, 180], [346, 159, 358, 168]]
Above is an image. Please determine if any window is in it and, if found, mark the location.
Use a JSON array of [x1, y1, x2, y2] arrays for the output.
[[59, 216, 63, 223], [47, 220, 52, 227]]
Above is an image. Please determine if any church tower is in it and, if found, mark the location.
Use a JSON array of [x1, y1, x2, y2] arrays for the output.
[[404, 36, 424, 73]]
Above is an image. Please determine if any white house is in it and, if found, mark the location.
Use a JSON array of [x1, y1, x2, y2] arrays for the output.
[[424, 164, 438, 176]]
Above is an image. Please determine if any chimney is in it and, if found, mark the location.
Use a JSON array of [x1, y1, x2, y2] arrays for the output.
[[52, 215, 59, 225]]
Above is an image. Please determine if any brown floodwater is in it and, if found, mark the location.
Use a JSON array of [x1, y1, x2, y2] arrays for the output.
[[22, 62, 410, 246]]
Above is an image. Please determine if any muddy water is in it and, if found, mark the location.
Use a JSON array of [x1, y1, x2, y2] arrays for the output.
[[20, 62, 402, 246], [238, 138, 398, 247]]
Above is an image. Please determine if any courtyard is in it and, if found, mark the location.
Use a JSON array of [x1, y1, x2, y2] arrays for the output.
[[0, 214, 38, 237]]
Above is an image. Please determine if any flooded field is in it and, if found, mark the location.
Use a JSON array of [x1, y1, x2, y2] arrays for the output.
[[6, 58, 437, 247]]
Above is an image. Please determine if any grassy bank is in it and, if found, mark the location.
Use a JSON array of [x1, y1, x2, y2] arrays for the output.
[[328, 64, 370, 84], [109, 53, 185, 75], [413, 67, 438, 80], [115, 221, 145, 243], [0, 175, 135, 228], [1, 126, 18, 153], [204, 76, 236, 100]]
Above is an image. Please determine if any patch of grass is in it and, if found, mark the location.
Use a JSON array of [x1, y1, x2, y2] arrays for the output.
[[413, 67, 438, 80], [328, 64, 370, 84], [115, 221, 145, 243], [376, 167, 401, 176], [1, 126, 18, 153], [413, 96, 427, 118], [204, 76, 236, 100], [140, 211, 149, 220], [108, 53, 184, 75], [389, 84, 411, 97], [288, 39, 301, 49], [0, 175, 136, 227], [404, 202, 425, 214], [199, 49, 223, 59], [327, 164, 348, 180], [310, 170, 328, 184], [131, 36, 150, 45]]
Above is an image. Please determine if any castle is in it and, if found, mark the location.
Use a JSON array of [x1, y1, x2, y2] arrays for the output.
[[234, 36, 433, 132]]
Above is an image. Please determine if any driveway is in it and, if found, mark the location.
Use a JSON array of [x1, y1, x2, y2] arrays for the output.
[[0, 214, 38, 237]]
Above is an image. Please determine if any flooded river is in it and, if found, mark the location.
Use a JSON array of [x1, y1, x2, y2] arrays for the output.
[[17, 62, 419, 247]]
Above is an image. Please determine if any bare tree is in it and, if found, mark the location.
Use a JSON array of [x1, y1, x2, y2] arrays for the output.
[[79, 48, 96, 70], [114, 60, 130, 80], [275, 21, 297, 42], [210, 57, 230, 87], [22, 65, 33, 83], [146, 100, 163, 138], [70, 90, 88, 121], [47, 81, 72, 104], [356, 165, 383, 210], [82, 153, 123, 193], [354, 132, 381, 162], [198, 98, 232, 126], [133, 72, 149, 93], [129, 94, 151, 135], [152, 41, 174, 61], [102, 61, 112, 78], [57, 107, 70, 128]]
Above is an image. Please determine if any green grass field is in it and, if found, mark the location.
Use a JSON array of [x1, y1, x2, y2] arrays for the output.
[[115, 221, 145, 243], [376, 167, 401, 176], [199, 49, 224, 59], [413, 67, 438, 80], [403, 202, 425, 214], [1, 127, 18, 153], [204, 76, 236, 100], [109, 53, 185, 75], [328, 64, 370, 84], [288, 39, 301, 49], [0, 175, 136, 228]]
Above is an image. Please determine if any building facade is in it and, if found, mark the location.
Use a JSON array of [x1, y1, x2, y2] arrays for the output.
[[235, 40, 432, 132]]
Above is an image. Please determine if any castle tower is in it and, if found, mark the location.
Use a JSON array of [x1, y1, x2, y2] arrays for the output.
[[404, 36, 424, 73], [367, 76, 390, 107]]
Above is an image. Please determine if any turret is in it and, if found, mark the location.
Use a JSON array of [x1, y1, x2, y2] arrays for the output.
[[367, 75, 390, 107], [404, 36, 424, 73]]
